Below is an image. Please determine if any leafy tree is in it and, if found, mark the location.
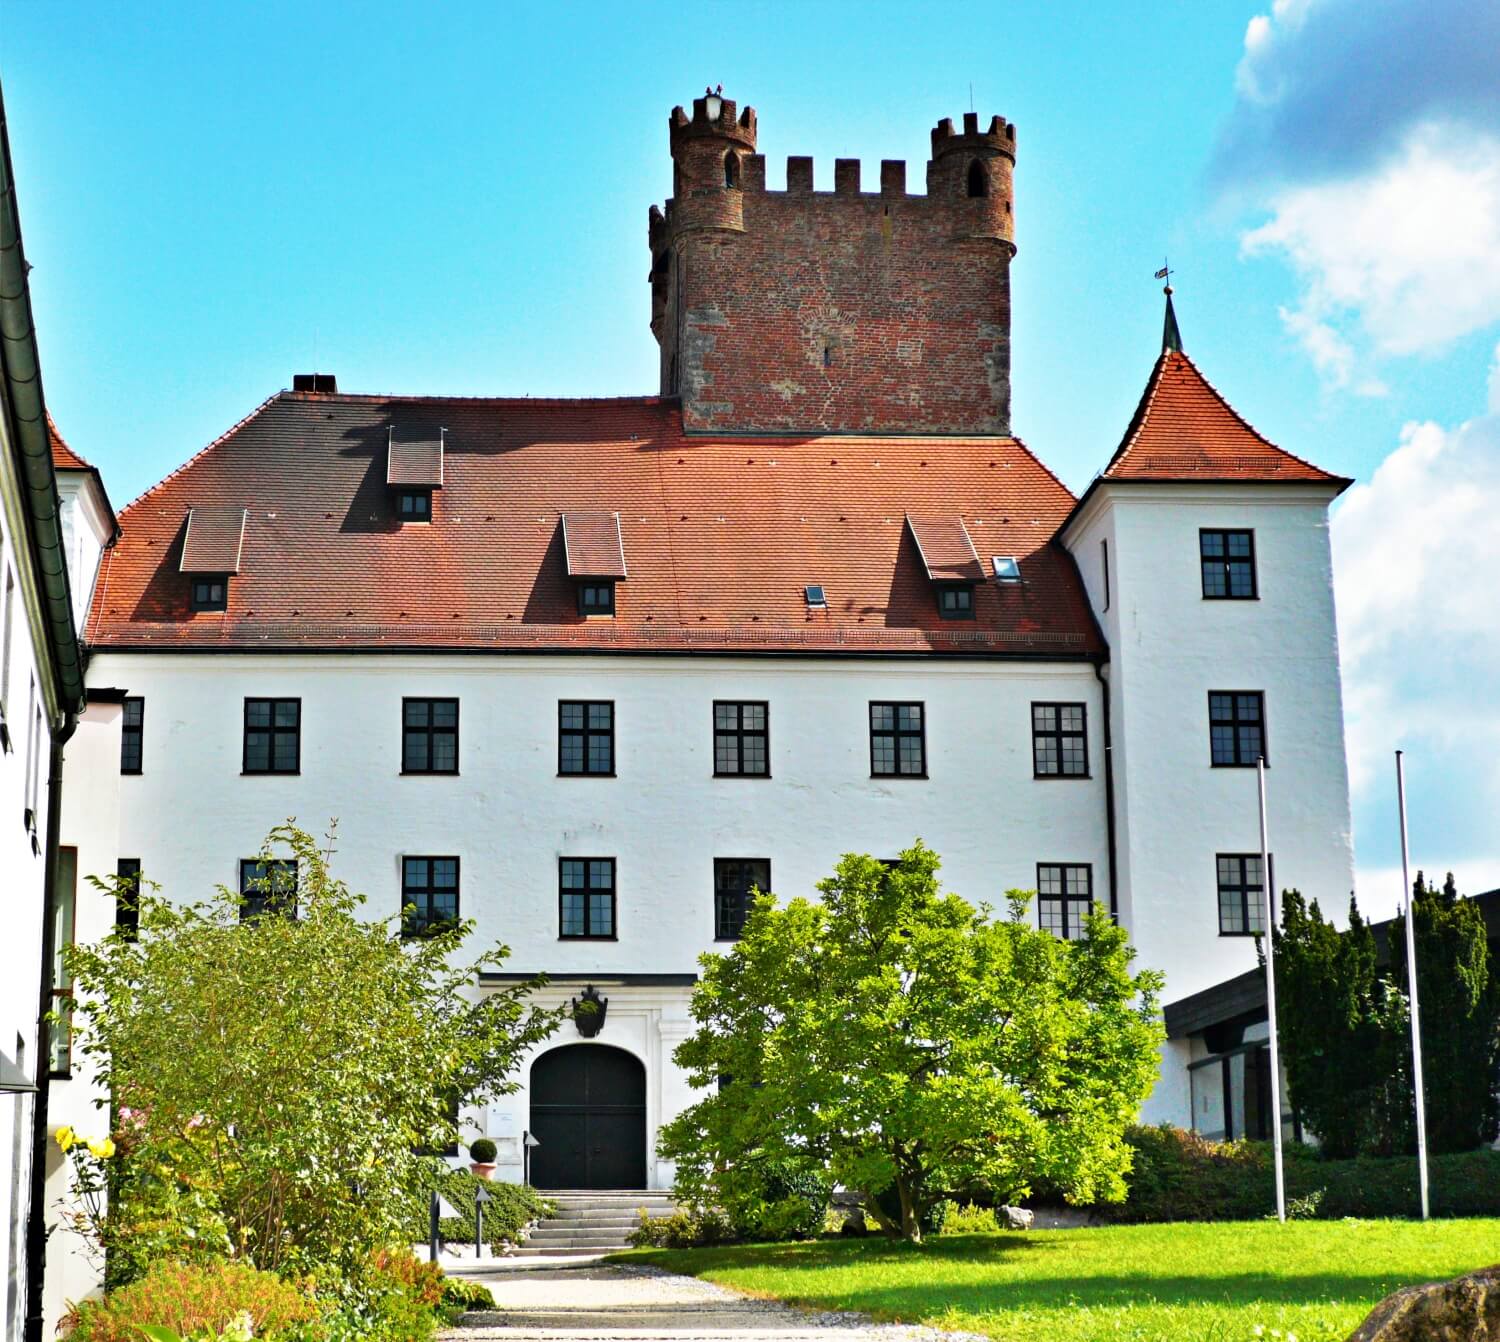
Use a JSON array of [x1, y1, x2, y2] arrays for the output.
[[1272, 891, 1409, 1157], [658, 843, 1164, 1242], [63, 822, 560, 1279], [1390, 872, 1500, 1153]]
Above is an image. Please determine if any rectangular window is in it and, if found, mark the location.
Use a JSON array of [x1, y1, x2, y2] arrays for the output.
[[559, 857, 615, 939], [713, 701, 769, 777], [401, 856, 460, 937], [239, 859, 298, 920], [559, 700, 614, 775], [1200, 529, 1257, 599], [1209, 691, 1266, 767], [397, 489, 431, 521], [1217, 853, 1269, 936], [577, 582, 615, 616], [120, 697, 144, 774], [1101, 539, 1110, 612], [1037, 863, 1093, 941], [190, 576, 227, 611], [714, 858, 770, 941], [49, 847, 78, 1076], [402, 698, 458, 774], [1032, 702, 1088, 777], [243, 698, 300, 774], [869, 702, 925, 778], [116, 858, 142, 940], [936, 584, 974, 619]]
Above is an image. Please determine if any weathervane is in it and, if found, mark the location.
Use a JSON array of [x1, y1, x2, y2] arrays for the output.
[[1155, 260, 1183, 353], [1154, 259, 1173, 292]]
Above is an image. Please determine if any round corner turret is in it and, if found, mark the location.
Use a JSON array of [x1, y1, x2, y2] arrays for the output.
[[928, 112, 1016, 245], [666, 93, 758, 236]]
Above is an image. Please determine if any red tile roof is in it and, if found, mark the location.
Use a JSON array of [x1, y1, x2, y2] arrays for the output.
[[1105, 351, 1347, 484], [179, 506, 248, 573], [387, 430, 444, 487], [905, 513, 984, 583], [562, 512, 628, 579], [87, 393, 1103, 657], [48, 414, 91, 471]]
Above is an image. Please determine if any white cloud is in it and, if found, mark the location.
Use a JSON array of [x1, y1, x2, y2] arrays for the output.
[[1277, 307, 1387, 397], [1241, 121, 1500, 386], [1332, 410, 1500, 823]]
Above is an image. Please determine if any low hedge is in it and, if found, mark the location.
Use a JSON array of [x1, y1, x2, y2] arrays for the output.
[[404, 1167, 552, 1250], [1096, 1124, 1500, 1222]]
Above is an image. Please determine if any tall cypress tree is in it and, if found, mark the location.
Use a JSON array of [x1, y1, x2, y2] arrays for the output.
[[1389, 872, 1500, 1153]]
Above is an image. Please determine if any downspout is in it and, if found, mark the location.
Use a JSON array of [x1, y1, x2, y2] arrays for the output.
[[25, 720, 75, 1342], [1094, 661, 1119, 921]]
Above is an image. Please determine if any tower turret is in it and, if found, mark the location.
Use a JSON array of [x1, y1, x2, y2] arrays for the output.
[[668, 93, 758, 235], [928, 113, 1016, 244]]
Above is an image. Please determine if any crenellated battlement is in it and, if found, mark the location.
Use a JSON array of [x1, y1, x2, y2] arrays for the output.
[[648, 92, 1018, 435], [931, 111, 1016, 161]]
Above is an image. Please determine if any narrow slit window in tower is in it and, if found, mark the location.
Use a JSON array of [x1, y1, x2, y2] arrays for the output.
[[724, 151, 741, 189], [967, 159, 988, 197]]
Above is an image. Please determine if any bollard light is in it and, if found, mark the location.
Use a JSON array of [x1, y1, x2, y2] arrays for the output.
[[475, 1185, 493, 1258], [522, 1130, 540, 1186]]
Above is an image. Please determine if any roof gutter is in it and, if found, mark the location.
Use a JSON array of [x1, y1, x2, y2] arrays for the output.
[[0, 83, 84, 715]]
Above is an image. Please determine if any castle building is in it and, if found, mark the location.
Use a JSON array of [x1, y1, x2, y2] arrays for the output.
[[41, 93, 1354, 1304]]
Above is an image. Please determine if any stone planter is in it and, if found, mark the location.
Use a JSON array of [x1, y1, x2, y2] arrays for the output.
[[469, 1162, 497, 1180]]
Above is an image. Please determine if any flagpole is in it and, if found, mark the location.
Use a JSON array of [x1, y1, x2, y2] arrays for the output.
[[1395, 750, 1430, 1220], [1258, 756, 1286, 1223]]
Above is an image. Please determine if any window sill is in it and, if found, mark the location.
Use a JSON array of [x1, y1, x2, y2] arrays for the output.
[[400, 769, 461, 777], [120, 768, 142, 777], [1218, 930, 1264, 938], [1032, 773, 1093, 781], [557, 772, 617, 779], [558, 935, 619, 942], [1202, 595, 1260, 602], [712, 772, 772, 780], [1210, 761, 1267, 769], [241, 771, 301, 777], [871, 774, 929, 781]]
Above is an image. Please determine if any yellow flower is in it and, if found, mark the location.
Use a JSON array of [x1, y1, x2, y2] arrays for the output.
[[55, 1126, 76, 1153], [86, 1137, 116, 1160]]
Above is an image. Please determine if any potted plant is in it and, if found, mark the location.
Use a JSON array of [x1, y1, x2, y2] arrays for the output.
[[469, 1137, 498, 1180]]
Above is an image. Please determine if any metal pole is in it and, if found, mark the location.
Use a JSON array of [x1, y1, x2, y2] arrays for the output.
[[1258, 757, 1286, 1223], [429, 1189, 440, 1263], [1396, 751, 1431, 1220], [475, 1198, 484, 1259]]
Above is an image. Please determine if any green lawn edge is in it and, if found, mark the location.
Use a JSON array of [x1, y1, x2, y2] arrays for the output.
[[608, 1219, 1500, 1342]]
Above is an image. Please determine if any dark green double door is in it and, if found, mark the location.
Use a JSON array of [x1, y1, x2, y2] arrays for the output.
[[529, 1044, 647, 1189]]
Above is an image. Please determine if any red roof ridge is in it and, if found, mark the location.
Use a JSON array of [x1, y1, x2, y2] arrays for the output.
[[115, 392, 283, 520], [1007, 432, 1078, 502], [282, 390, 675, 409]]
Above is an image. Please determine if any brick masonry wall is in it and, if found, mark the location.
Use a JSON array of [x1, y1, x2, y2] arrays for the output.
[[651, 106, 1017, 437]]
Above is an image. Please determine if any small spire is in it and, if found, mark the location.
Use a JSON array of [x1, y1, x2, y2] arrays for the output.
[[1162, 285, 1183, 354]]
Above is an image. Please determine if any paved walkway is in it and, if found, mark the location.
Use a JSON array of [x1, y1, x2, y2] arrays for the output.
[[440, 1262, 987, 1341]]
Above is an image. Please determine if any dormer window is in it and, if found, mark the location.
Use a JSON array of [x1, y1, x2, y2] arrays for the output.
[[936, 583, 974, 619], [397, 488, 431, 522], [578, 581, 615, 616], [388, 428, 444, 523], [191, 576, 228, 611]]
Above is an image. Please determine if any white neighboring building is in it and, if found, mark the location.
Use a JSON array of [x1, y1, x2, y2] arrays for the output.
[[0, 87, 91, 1342], [43, 94, 1356, 1317]]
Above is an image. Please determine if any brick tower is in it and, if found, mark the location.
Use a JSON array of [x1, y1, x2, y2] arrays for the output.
[[649, 95, 1017, 436]]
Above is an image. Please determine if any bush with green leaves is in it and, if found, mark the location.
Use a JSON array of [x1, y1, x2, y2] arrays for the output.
[[403, 1166, 551, 1249], [627, 1206, 734, 1248], [660, 843, 1164, 1241], [61, 823, 561, 1280], [468, 1137, 498, 1164]]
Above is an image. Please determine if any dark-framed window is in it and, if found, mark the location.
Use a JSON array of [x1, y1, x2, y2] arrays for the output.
[[49, 846, 78, 1076], [402, 698, 458, 774], [577, 582, 615, 616], [397, 489, 431, 522], [559, 700, 614, 776], [401, 856, 459, 937], [120, 696, 144, 774], [239, 858, 297, 920], [190, 576, 228, 611], [1032, 702, 1088, 777], [1037, 863, 1094, 941], [870, 702, 925, 777], [715, 858, 770, 941], [1209, 691, 1266, 767], [559, 857, 615, 939], [1201, 529, 1257, 599], [116, 858, 142, 941], [713, 701, 769, 777], [936, 583, 975, 620], [1217, 853, 1270, 936], [243, 698, 300, 774]]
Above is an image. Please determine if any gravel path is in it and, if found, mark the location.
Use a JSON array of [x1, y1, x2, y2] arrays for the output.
[[440, 1262, 989, 1341]]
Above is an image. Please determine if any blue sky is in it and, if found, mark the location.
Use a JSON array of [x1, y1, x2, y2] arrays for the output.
[[4, 0, 1497, 905]]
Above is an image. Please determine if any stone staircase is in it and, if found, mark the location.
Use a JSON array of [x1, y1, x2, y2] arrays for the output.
[[512, 1189, 675, 1257]]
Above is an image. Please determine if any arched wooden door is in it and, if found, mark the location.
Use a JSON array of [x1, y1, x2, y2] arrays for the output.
[[528, 1044, 647, 1189]]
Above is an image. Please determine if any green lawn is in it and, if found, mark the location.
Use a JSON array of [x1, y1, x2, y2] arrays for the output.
[[615, 1219, 1500, 1342]]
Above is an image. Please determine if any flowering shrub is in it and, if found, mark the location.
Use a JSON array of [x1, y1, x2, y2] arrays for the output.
[[59, 1261, 317, 1341]]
